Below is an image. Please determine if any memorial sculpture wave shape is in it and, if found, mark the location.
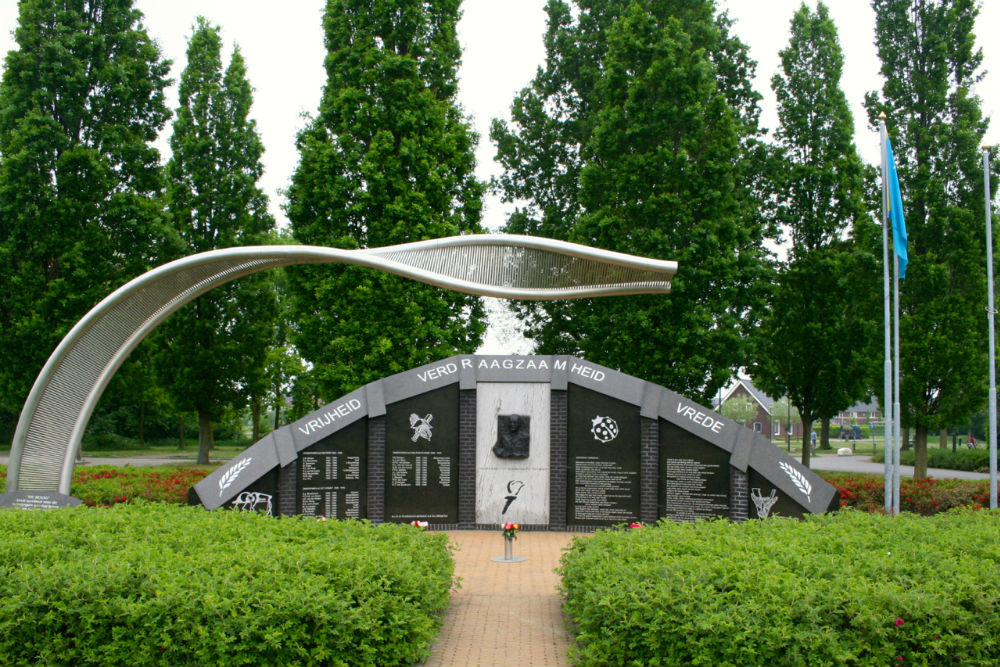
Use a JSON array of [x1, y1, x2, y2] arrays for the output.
[[6, 235, 677, 496]]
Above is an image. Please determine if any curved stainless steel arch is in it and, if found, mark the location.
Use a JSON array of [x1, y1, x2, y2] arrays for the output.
[[7, 234, 677, 495]]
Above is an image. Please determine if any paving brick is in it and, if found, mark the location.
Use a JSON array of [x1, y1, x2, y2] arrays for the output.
[[423, 531, 581, 667]]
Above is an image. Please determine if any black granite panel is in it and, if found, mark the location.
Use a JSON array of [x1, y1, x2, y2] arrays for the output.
[[227, 468, 280, 516], [385, 383, 460, 523], [296, 418, 367, 519], [567, 384, 641, 526], [658, 419, 730, 521], [747, 467, 808, 519]]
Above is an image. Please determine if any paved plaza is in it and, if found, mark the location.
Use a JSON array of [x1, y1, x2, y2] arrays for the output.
[[423, 531, 581, 667]]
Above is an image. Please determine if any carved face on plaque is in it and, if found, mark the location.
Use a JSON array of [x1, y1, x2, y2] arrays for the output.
[[493, 414, 530, 458]]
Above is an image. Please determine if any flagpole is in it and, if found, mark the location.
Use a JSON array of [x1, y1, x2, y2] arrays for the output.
[[985, 144, 998, 510], [893, 243, 902, 515], [879, 114, 894, 513]]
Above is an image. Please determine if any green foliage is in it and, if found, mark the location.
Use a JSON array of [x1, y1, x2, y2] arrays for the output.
[[823, 471, 994, 514], [157, 18, 279, 463], [285, 0, 486, 403], [871, 446, 992, 473], [864, 0, 991, 476], [750, 3, 872, 467], [0, 465, 209, 504], [0, 0, 173, 416], [719, 398, 758, 426], [491, 0, 770, 404], [559, 510, 1000, 666], [0, 504, 453, 666]]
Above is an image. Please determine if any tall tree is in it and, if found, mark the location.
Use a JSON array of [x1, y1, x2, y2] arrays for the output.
[[157, 18, 277, 464], [749, 2, 873, 466], [0, 0, 172, 437], [865, 0, 990, 477], [491, 0, 770, 403], [285, 0, 486, 401]]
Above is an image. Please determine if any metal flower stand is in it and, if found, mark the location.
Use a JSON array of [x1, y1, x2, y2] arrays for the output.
[[492, 537, 526, 563]]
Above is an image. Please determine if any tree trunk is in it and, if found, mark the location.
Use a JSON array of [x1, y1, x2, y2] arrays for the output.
[[251, 397, 261, 443], [800, 409, 814, 467], [138, 400, 145, 446], [820, 418, 831, 449], [197, 409, 213, 465], [939, 428, 948, 449], [178, 416, 185, 449], [273, 402, 281, 431], [901, 426, 911, 451], [913, 425, 929, 478]]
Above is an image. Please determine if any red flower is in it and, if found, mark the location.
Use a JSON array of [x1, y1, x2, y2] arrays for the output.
[[895, 618, 904, 627]]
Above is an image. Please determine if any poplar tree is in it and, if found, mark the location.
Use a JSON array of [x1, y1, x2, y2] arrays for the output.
[[285, 0, 485, 404], [749, 2, 872, 465], [864, 0, 990, 477], [158, 18, 277, 463], [492, 0, 769, 402], [0, 0, 172, 436]]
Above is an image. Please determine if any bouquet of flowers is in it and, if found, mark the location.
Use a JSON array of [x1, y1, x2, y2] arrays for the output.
[[410, 520, 429, 530], [502, 522, 520, 540]]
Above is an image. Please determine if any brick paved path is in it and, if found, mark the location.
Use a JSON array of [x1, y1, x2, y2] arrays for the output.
[[422, 531, 581, 667]]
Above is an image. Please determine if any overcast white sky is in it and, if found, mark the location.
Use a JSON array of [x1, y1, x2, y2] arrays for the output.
[[1, 0, 997, 231]]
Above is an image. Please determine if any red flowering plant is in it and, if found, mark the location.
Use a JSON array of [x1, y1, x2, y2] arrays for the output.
[[502, 522, 520, 540], [410, 520, 429, 530]]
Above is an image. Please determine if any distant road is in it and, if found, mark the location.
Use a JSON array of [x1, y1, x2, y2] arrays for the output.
[[810, 452, 990, 480], [0, 454, 229, 468]]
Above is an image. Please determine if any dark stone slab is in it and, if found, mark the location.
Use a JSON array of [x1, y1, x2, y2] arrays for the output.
[[297, 418, 367, 519], [746, 466, 807, 519], [0, 491, 83, 510], [385, 383, 460, 523], [227, 468, 279, 516], [567, 384, 641, 526], [658, 419, 731, 521]]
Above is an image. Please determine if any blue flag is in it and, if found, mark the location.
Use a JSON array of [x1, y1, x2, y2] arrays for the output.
[[886, 137, 908, 278]]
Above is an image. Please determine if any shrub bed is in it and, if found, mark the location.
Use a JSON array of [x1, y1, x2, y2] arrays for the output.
[[0, 465, 210, 505], [559, 510, 1000, 667], [821, 472, 993, 515], [0, 503, 453, 666], [871, 446, 991, 472]]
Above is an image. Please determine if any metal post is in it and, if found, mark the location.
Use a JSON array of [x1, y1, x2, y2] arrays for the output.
[[879, 116, 894, 513], [985, 145, 998, 510]]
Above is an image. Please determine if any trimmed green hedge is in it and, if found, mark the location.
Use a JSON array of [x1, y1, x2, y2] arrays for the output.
[[559, 510, 1000, 666], [0, 504, 454, 666], [871, 446, 991, 472]]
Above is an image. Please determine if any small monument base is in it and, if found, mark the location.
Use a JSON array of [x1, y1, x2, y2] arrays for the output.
[[492, 538, 526, 563]]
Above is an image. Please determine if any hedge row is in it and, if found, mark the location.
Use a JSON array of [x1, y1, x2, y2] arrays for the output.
[[559, 510, 1000, 667], [871, 446, 991, 472], [0, 504, 454, 666], [0, 464, 209, 505], [822, 472, 994, 515]]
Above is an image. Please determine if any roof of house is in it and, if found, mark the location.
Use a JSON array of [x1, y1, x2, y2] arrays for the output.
[[844, 398, 880, 413], [720, 378, 774, 412]]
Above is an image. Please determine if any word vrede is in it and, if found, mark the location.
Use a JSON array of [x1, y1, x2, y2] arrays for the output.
[[676, 402, 724, 434]]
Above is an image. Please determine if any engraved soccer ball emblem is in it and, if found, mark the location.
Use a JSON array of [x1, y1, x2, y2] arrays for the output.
[[590, 415, 619, 443]]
